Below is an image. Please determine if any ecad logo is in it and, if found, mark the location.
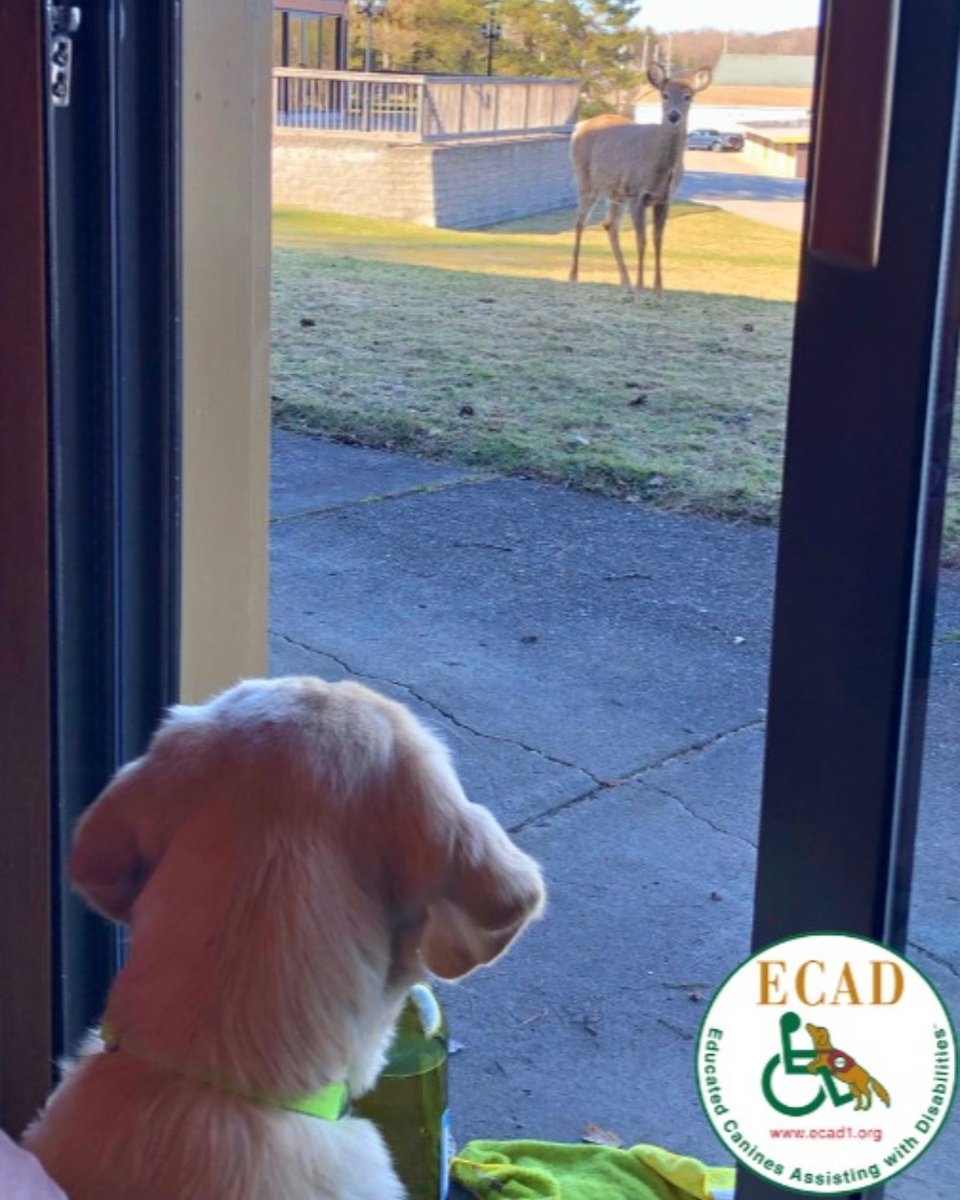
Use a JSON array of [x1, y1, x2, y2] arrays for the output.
[[696, 934, 956, 1196], [763, 1012, 890, 1117]]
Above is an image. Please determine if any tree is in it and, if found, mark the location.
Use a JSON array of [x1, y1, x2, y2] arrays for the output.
[[374, 0, 489, 74], [370, 0, 645, 114]]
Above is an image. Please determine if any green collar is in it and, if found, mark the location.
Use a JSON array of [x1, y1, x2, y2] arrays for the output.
[[275, 1081, 350, 1121], [101, 1021, 349, 1122]]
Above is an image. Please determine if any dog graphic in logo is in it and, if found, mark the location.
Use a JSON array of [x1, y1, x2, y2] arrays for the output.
[[805, 1023, 891, 1110]]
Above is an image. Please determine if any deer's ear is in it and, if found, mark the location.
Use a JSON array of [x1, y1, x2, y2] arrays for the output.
[[690, 66, 712, 93], [648, 62, 667, 91]]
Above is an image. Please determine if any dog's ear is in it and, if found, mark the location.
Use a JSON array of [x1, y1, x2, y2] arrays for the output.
[[69, 757, 156, 924], [387, 730, 545, 980], [69, 708, 206, 924], [419, 802, 546, 980]]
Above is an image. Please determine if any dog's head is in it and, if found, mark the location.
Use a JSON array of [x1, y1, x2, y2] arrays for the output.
[[70, 677, 545, 986], [805, 1023, 831, 1050]]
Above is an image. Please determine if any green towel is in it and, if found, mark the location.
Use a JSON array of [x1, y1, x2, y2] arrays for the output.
[[451, 1139, 736, 1200]]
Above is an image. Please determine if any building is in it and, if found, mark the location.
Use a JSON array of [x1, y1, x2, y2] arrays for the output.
[[274, 1, 349, 71], [710, 52, 816, 89], [740, 119, 811, 179], [269, 0, 580, 226]]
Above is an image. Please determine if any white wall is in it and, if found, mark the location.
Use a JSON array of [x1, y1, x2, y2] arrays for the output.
[[633, 103, 810, 130]]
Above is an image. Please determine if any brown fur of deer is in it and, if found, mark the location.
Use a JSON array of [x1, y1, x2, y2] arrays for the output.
[[569, 64, 712, 297]]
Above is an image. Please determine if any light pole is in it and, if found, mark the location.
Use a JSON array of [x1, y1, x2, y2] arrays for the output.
[[354, 0, 387, 73], [480, 1, 501, 77]]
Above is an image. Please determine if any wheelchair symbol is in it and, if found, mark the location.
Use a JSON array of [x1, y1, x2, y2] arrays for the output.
[[762, 1012, 855, 1116]]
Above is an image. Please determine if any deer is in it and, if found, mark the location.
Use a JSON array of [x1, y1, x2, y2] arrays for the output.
[[568, 63, 713, 297]]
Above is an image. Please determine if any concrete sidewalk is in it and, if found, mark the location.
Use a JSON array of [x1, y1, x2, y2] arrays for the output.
[[270, 428, 959, 1198]]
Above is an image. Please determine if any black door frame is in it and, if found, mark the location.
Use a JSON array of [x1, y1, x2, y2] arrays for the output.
[[0, 0, 181, 1134], [44, 0, 182, 1058]]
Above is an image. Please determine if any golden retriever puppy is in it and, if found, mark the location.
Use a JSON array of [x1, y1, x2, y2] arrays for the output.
[[24, 676, 546, 1200]]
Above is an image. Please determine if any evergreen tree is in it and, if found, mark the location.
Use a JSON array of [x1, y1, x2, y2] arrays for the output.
[[373, 0, 646, 113]]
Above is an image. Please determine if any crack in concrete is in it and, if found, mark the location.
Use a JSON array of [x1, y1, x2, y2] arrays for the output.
[[656, 1018, 696, 1043], [508, 718, 766, 836], [271, 632, 602, 786], [507, 779, 615, 836], [270, 474, 491, 525], [908, 939, 960, 981], [644, 781, 758, 850], [272, 631, 765, 841], [628, 717, 767, 778]]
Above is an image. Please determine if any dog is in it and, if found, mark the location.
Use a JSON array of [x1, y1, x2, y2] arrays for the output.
[[24, 676, 546, 1199], [805, 1023, 891, 1110]]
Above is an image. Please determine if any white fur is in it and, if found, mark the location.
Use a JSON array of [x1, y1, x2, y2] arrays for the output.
[[24, 677, 546, 1200]]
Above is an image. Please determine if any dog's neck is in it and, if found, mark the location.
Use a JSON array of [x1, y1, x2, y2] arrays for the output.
[[102, 817, 409, 1100], [100, 1019, 351, 1118]]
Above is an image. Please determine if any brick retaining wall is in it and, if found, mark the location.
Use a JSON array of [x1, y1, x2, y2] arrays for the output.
[[272, 132, 576, 228]]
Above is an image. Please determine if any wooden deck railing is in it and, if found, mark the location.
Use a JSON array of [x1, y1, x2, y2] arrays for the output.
[[273, 69, 580, 140]]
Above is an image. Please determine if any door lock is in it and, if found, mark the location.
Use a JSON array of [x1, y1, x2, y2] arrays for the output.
[[48, 6, 82, 108]]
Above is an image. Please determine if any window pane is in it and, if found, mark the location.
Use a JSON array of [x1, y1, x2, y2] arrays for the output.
[[272, 12, 284, 67], [288, 17, 303, 68], [304, 18, 320, 69]]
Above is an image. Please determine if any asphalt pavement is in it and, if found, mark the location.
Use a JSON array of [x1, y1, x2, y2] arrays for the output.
[[270, 428, 958, 1198], [678, 152, 806, 232]]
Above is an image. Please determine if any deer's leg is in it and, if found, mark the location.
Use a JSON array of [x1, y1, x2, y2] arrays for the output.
[[603, 200, 631, 292], [652, 202, 670, 297], [570, 189, 598, 283], [629, 199, 647, 294]]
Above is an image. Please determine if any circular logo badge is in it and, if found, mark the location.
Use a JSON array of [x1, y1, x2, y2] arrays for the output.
[[695, 933, 956, 1195]]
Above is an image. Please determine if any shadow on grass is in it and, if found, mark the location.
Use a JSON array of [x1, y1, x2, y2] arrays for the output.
[[476, 201, 720, 237]]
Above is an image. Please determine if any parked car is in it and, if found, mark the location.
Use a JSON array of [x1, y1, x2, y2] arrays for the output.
[[686, 128, 744, 153]]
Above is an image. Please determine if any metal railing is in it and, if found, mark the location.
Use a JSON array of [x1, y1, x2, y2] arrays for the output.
[[273, 69, 579, 140]]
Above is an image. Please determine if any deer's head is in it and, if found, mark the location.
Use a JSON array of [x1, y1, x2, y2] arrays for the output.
[[648, 63, 712, 126]]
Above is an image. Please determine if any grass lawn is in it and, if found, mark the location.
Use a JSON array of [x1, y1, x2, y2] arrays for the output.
[[272, 205, 960, 564]]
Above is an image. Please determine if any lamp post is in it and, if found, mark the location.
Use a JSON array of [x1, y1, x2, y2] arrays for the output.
[[480, 1, 501, 77], [354, 0, 387, 73]]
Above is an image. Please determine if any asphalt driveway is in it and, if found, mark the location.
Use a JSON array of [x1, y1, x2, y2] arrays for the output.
[[679, 151, 806, 232]]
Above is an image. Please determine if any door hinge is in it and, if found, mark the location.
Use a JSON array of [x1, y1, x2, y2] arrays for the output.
[[48, 5, 82, 108]]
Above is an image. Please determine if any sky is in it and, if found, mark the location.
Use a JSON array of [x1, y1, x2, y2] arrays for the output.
[[636, 0, 820, 33]]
